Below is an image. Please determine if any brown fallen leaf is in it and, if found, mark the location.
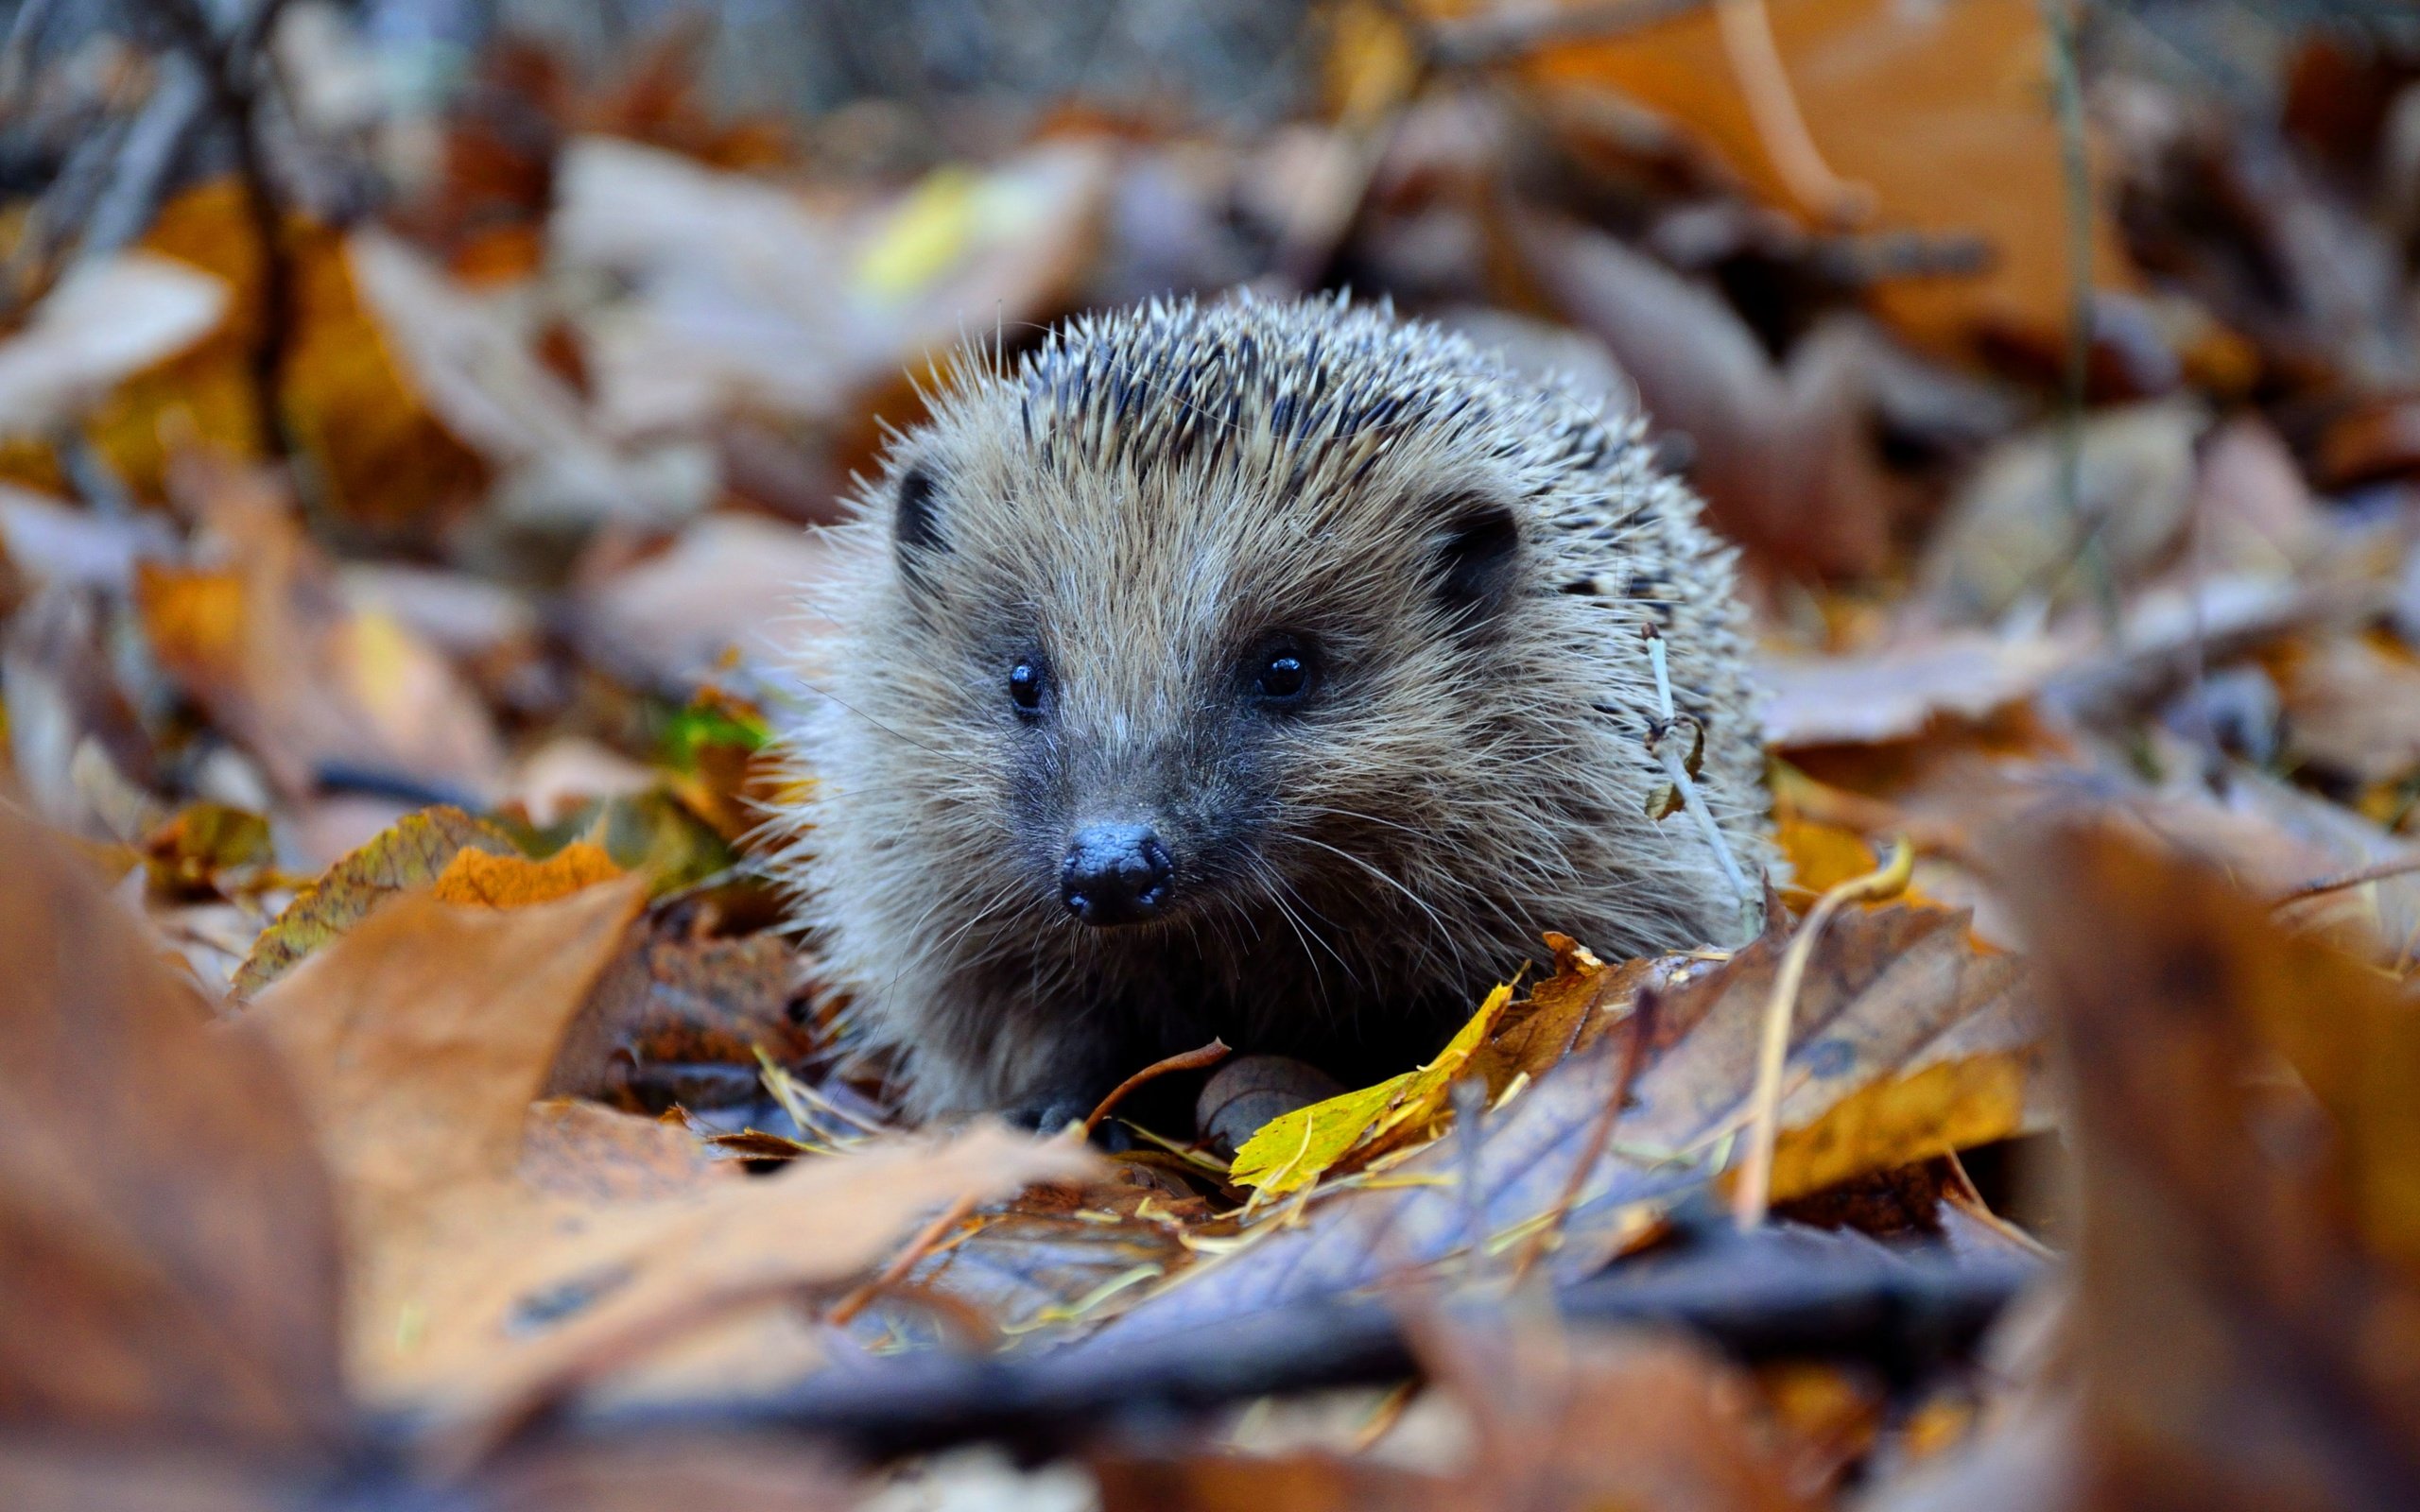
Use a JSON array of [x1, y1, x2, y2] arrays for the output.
[[2, 583, 161, 832], [1515, 0, 2135, 359], [132, 453, 504, 802], [2271, 632, 2420, 789], [0, 799, 346, 1448], [1095, 1321, 1818, 1512], [1419, 1319, 1819, 1512], [544, 919, 812, 1109], [347, 230, 711, 530], [244, 879, 1089, 1432], [0, 803, 861, 1511], [882, 1168, 1202, 1342], [231, 804, 518, 998], [2190, 415, 2331, 580], [249, 882, 648, 1220], [1915, 401, 2204, 627], [2002, 818, 2420, 1511], [1758, 633, 2074, 749], [1478, 932, 1694, 1086], [571, 511, 842, 692]]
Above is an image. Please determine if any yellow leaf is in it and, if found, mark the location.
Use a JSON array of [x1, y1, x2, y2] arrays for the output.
[[431, 842, 625, 909], [1766, 1052, 2033, 1206], [1234, 982, 1514, 1194], [1227, 1071, 1413, 1197], [855, 166, 980, 301]]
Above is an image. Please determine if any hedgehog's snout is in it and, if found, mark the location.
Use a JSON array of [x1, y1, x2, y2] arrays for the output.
[[1061, 821, 1174, 927]]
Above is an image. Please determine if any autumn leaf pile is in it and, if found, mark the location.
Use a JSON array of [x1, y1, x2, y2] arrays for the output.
[[5, 3, 2420, 1509]]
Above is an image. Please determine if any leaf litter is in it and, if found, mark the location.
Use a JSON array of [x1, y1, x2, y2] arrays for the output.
[[7, 3, 2420, 1507]]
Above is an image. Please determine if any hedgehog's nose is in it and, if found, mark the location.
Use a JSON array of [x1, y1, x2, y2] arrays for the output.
[[1062, 823, 1174, 926]]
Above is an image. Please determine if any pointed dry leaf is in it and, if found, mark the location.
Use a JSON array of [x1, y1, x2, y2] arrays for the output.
[[132, 455, 504, 800], [1760, 634, 2074, 748], [1516, 0, 2135, 357], [244, 876, 1088, 1426]]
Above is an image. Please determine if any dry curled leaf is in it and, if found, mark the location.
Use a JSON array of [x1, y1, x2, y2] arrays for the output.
[[244, 877, 1088, 1431]]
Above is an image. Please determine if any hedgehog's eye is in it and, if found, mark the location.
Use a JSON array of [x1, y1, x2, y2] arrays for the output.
[[1249, 638, 1314, 706], [1009, 657, 1046, 716]]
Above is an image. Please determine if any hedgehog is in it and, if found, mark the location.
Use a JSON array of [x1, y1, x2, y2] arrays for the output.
[[775, 293, 1769, 1124]]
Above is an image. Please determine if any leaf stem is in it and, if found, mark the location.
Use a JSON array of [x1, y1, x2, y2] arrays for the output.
[[1732, 836, 1913, 1230]]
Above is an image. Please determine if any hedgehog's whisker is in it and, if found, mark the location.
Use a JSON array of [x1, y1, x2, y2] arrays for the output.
[[1284, 833, 1470, 979], [1248, 855, 1357, 1002]]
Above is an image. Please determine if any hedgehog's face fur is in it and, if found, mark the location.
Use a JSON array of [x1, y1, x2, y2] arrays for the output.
[[880, 441, 1529, 944], [782, 295, 1767, 1119]]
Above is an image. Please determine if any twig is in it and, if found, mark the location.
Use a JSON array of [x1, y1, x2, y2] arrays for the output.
[[0, 0, 62, 106], [2272, 855, 2420, 911], [1642, 628, 1759, 941], [1082, 1039, 1231, 1140], [2039, 0, 2120, 636], [1732, 837, 1913, 1230], [147, 0, 309, 478], [1713, 0, 1873, 227], [1349, 1378, 1420, 1452], [1511, 986, 1658, 1282], [568, 1227, 2039, 1460], [825, 1191, 983, 1328]]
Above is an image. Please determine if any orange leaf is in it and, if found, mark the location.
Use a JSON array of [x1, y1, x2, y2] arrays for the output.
[[1513, 0, 2135, 359], [432, 842, 625, 909], [1776, 817, 1882, 895]]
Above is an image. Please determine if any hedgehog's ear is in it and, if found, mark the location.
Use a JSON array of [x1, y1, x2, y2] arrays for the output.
[[892, 466, 947, 583], [1430, 499, 1521, 627]]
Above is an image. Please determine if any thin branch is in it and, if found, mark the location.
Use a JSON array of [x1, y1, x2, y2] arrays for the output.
[[566, 1228, 2039, 1460], [1083, 1039, 1231, 1140], [147, 0, 309, 476], [2039, 0, 2120, 635], [825, 1191, 983, 1328]]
